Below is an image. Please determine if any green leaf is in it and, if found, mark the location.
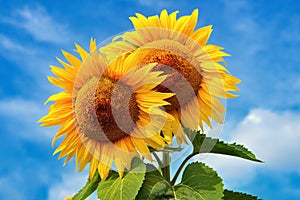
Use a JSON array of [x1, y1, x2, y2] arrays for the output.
[[223, 189, 261, 200], [185, 129, 262, 162], [72, 171, 101, 200], [97, 158, 146, 200], [136, 164, 173, 200], [174, 162, 224, 200]]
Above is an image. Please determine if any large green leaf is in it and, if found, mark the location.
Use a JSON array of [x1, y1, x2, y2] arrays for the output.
[[135, 164, 173, 200], [97, 158, 146, 200], [185, 129, 262, 162], [174, 162, 224, 200], [223, 189, 260, 200], [72, 171, 101, 200]]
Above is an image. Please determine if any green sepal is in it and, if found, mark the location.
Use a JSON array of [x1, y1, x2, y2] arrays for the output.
[[149, 146, 183, 153]]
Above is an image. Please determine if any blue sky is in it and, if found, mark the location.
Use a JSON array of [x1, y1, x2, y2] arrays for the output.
[[0, 0, 299, 199]]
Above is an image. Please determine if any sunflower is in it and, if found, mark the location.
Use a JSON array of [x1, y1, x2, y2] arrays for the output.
[[39, 39, 174, 180], [100, 9, 241, 144]]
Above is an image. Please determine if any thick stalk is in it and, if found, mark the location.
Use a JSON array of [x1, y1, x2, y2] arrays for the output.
[[161, 152, 171, 182]]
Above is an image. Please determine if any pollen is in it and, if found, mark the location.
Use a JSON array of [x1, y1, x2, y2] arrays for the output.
[[74, 75, 139, 143]]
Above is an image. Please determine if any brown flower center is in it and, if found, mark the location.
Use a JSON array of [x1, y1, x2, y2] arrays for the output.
[[74, 75, 139, 143], [137, 39, 202, 112]]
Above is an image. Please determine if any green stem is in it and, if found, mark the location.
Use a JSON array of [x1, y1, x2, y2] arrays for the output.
[[171, 152, 196, 185], [161, 152, 171, 182], [152, 151, 164, 170]]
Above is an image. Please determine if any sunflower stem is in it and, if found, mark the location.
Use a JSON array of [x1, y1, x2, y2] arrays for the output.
[[171, 152, 197, 185], [152, 152, 164, 170], [161, 151, 171, 182]]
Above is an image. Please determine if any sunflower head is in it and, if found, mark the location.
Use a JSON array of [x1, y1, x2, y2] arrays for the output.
[[74, 74, 139, 143], [39, 39, 174, 180], [101, 9, 241, 144]]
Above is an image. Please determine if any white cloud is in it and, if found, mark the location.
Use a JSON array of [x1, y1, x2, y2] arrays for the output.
[[4, 5, 71, 44], [0, 5, 76, 92], [48, 171, 96, 200], [0, 34, 61, 97], [0, 33, 42, 70], [0, 165, 55, 200], [197, 108, 300, 187], [0, 98, 42, 117], [234, 109, 300, 172], [0, 98, 53, 141], [0, 34, 32, 53], [219, 0, 300, 111]]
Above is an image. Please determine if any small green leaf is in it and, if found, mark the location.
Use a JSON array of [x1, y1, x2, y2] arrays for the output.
[[175, 162, 224, 200], [97, 158, 146, 200], [223, 189, 261, 200], [72, 171, 101, 200], [185, 129, 262, 162], [136, 164, 173, 200]]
